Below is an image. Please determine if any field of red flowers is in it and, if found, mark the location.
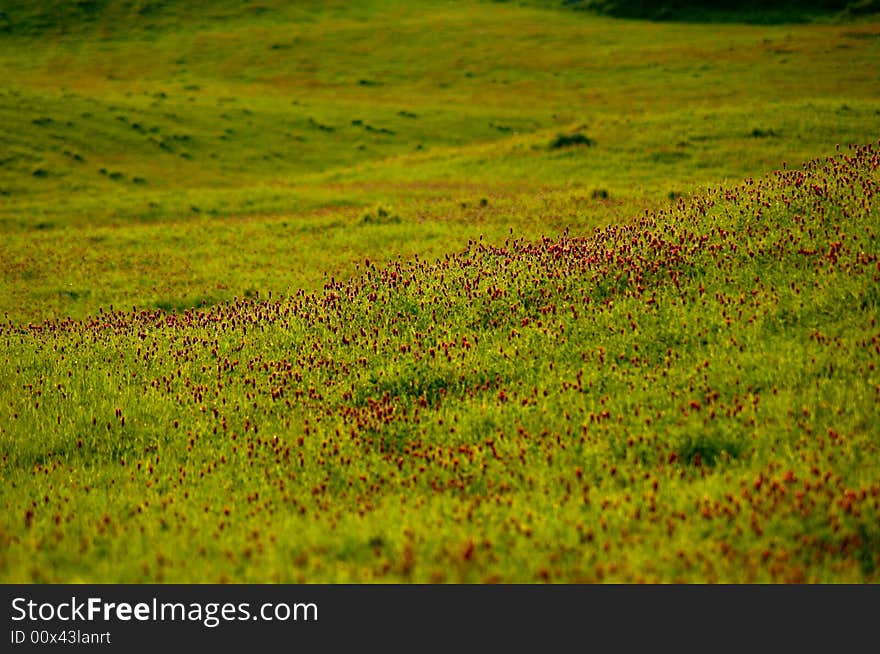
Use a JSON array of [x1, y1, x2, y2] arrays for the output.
[[1, 144, 878, 582]]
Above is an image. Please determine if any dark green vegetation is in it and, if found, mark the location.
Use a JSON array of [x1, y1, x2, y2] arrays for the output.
[[582, 0, 880, 23], [0, 1, 878, 582]]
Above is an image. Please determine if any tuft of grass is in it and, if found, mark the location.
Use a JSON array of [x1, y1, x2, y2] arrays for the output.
[[549, 133, 596, 149], [361, 206, 402, 225]]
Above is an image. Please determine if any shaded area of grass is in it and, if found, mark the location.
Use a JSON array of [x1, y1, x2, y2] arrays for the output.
[[574, 0, 880, 23]]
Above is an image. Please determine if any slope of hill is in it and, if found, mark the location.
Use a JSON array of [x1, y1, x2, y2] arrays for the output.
[[1, 0, 878, 584], [1, 0, 879, 322], [1, 145, 877, 582]]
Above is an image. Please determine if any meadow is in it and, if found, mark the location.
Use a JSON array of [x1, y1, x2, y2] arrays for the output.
[[0, 0, 878, 582]]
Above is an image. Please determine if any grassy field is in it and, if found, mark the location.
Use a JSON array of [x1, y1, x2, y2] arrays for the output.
[[0, 0, 878, 582]]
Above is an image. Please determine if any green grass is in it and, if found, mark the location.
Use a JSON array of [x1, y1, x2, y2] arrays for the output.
[[1, 0, 879, 321], [1, 144, 878, 582], [0, 0, 878, 582]]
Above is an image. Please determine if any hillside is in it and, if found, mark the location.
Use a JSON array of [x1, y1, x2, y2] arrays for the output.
[[1, 0, 879, 322], [0, 0, 879, 584], [1, 144, 877, 582]]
